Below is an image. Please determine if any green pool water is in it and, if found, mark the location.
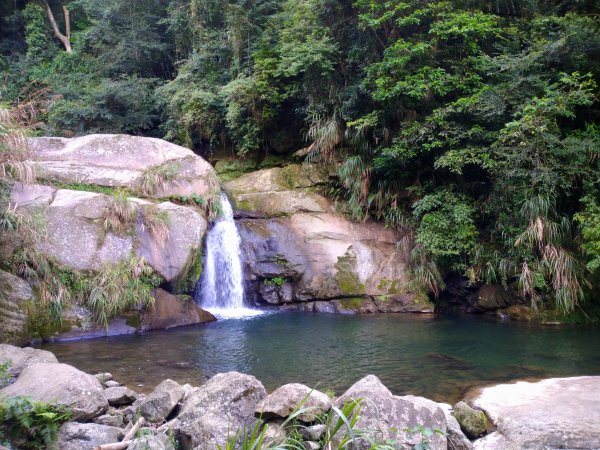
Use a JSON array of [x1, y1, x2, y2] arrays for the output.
[[39, 312, 600, 403]]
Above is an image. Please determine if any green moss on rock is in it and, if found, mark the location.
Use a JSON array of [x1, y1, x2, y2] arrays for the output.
[[335, 252, 366, 295]]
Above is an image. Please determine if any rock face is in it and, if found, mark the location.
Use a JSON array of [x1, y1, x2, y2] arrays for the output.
[[0, 270, 34, 346], [139, 289, 216, 332], [54, 422, 124, 450], [332, 375, 447, 450], [469, 376, 600, 449], [167, 372, 267, 449], [0, 362, 108, 420], [15, 186, 207, 282], [256, 383, 332, 422], [224, 164, 425, 312], [0, 344, 58, 377], [29, 134, 218, 198]]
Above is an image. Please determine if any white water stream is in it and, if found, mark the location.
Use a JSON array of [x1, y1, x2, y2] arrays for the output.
[[196, 193, 262, 319]]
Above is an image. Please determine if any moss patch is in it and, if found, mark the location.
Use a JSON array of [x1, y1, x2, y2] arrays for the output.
[[339, 297, 364, 310], [175, 246, 203, 295], [335, 251, 366, 295]]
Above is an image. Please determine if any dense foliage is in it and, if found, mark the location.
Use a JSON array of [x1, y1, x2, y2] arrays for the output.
[[1, 0, 599, 317]]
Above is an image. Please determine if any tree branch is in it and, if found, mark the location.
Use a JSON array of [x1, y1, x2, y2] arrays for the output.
[[43, 1, 72, 53]]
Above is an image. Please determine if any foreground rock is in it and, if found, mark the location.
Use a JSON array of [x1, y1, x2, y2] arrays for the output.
[[29, 134, 218, 198], [166, 372, 267, 449], [0, 363, 108, 420], [53, 422, 124, 450], [469, 376, 600, 449], [256, 383, 332, 422], [0, 344, 58, 377], [453, 401, 487, 438], [138, 379, 186, 423], [139, 289, 216, 331], [332, 375, 447, 450], [0, 270, 34, 346]]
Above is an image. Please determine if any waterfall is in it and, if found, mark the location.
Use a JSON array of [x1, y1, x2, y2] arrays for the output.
[[196, 193, 261, 318]]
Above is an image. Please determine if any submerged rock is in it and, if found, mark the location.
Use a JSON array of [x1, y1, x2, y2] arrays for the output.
[[53, 422, 124, 450], [255, 383, 332, 422], [139, 289, 216, 332], [0, 344, 58, 377], [469, 376, 600, 449], [167, 371, 267, 449], [0, 271, 34, 346], [0, 362, 108, 420], [331, 375, 447, 450]]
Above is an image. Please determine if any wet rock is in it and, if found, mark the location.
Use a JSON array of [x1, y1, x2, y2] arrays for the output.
[[453, 401, 487, 438], [129, 433, 175, 450], [104, 386, 138, 406], [0, 363, 108, 420], [470, 376, 600, 450], [139, 289, 216, 332], [0, 344, 58, 377], [331, 375, 447, 450], [53, 422, 124, 450], [138, 379, 185, 423], [0, 271, 35, 346], [471, 285, 521, 311], [256, 383, 332, 422], [497, 304, 534, 321], [167, 371, 267, 449]]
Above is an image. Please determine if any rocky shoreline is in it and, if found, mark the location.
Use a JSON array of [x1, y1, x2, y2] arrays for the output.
[[1, 344, 599, 450]]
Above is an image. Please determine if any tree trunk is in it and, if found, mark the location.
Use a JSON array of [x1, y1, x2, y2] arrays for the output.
[[43, 2, 72, 53]]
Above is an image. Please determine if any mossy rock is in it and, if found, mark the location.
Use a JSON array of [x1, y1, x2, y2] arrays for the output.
[[453, 401, 488, 438], [334, 252, 366, 295]]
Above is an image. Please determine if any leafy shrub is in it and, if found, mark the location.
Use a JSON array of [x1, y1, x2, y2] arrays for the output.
[[264, 276, 286, 287], [0, 396, 71, 450]]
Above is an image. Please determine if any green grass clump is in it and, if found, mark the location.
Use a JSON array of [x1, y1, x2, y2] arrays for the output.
[[140, 162, 180, 196], [140, 205, 170, 248], [264, 276, 286, 288], [102, 189, 138, 235]]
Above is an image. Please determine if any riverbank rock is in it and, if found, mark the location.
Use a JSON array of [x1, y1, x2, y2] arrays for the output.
[[0, 362, 108, 420], [29, 134, 218, 198], [139, 289, 216, 332], [138, 379, 186, 423], [167, 372, 267, 449], [54, 422, 124, 450], [104, 386, 138, 406], [129, 433, 174, 450], [256, 383, 332, 422], [0, 344, 58, 377], [453, 401, 487, 438], [469, 376, 600, 449], [0, 270, 34, 346], [331, 375, 447, 450]]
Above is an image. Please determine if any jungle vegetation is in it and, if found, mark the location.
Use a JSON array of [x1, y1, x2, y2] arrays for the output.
[[1, 0, 599, 319]]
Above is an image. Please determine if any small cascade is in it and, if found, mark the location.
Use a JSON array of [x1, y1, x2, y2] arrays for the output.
[[195, 193, 261, 318]]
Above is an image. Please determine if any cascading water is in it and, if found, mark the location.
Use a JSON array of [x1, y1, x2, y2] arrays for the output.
[[195, 193, 262, 318]]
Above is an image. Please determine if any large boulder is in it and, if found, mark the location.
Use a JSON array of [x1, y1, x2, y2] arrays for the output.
[[28, 134, 218, 198], [0, 344, 58, 377], [238, 213, 423, 309], [14, 186, 207, 282], [0, 363, 108, 420], [53, 422, 124, 450], [167, 372, 267, 449], [0, 271, 34, 345], [256, 383, 332, 422], [137, 379, 186, 423], [331, 375, 447, 450], [139, 289, 216, 332], [469, 376, 600, 449]]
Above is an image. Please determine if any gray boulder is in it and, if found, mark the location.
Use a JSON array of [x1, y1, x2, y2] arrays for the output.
[[470, 376, 600, 450], [93, 413, 125, 428], [129, 433, 175, 450], [453, 401, 487, 438], [0, 344, 58, 377], [167, 372, 267, 449], [0, 271, 35, 346], [256, 383, 332, 422], [139, 289, 216, 332], [104, 386, 138, 406], [138, 379, 185, 423], [0, 362, 108, 420], [29, 134, 218, 199], [53, 422, 124, 450], [331, 375, 447, 450]]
